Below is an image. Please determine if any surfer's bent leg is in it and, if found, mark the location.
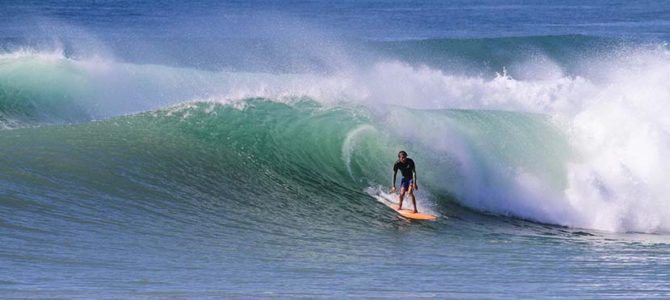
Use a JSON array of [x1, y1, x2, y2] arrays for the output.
[[398, 177, 409, 210], [408, 184, 417, 213], [398, 177, 413, 210]]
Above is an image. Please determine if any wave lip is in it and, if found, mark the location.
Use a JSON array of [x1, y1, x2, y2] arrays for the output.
[[0, 49, 90, 127]]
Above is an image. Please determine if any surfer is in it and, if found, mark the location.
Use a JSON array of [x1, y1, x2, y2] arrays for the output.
[[391, 150, 418, 213]]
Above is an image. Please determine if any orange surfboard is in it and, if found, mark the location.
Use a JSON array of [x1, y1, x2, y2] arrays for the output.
[[376, 194, 438, 221], [390, 204, 437, 221]]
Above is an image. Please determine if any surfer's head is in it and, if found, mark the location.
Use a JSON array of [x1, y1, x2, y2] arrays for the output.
[[398, 150, 408, 161]]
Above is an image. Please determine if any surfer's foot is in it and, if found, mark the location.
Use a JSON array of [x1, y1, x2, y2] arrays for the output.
[[413, 210, 418, 213]]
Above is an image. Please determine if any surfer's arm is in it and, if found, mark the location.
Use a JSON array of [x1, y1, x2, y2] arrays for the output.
[[412, 168, 418, 190], [391, 170, 397, 193]]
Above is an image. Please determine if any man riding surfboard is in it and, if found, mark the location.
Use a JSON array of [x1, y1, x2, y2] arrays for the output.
[[390, 150, 418, 213]]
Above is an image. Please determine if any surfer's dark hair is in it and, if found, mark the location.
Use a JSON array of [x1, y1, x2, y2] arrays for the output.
[[398, 150, 408, 158]]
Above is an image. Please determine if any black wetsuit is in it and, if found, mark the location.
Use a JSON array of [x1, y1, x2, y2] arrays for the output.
[[393, 158, 415, 179]]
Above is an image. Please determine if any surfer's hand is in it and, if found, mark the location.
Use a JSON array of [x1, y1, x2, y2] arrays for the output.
[[390, 186, 396, 193], [413, 183, 418, 191]]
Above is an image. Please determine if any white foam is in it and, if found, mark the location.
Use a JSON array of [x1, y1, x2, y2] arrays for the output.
[[283, 47, 669, 233], [345, 48, 670, 233], [365, 186, 437, 217]]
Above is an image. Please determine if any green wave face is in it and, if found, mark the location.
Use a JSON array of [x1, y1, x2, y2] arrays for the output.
[[1, 99, 570, 227]]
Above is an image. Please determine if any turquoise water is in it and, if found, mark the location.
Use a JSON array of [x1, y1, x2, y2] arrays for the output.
[[2, 1, 670, 298]]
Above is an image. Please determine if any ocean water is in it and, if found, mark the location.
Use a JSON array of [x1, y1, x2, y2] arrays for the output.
[[1, 1, 670, 299]]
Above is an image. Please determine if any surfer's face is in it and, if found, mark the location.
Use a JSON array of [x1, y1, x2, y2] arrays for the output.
[[398, 155, 407, 162]]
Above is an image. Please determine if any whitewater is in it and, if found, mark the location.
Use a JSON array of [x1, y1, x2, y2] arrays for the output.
[[2, 1, 670, 299]]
